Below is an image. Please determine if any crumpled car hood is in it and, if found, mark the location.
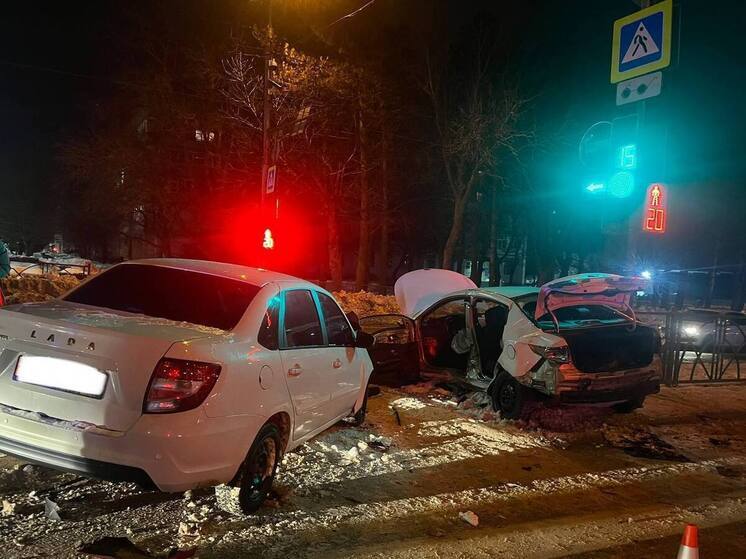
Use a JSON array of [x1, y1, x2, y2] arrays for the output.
[[394, 269, 477, 317], [534, 273, 648, 320]]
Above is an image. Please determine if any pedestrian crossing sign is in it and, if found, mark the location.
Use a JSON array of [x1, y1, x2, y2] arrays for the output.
[[611, 0, 672, 83]]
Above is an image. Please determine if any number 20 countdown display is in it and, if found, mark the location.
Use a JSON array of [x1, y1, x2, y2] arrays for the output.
[[643, 183, 667, 234]]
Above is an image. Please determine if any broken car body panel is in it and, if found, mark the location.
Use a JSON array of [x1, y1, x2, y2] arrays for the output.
[[366, 270, 661, 407], [497, 305, 555, 377]]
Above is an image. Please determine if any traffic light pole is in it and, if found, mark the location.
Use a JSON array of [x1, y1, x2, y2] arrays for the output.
[[626, 0, 651, 269], [260, 0, 273, 213]]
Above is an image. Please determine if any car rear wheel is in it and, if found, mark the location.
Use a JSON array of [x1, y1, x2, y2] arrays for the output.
[[490, 374, 532, 420], [613, 395, 646, 413], [215, 423, 281, 516]]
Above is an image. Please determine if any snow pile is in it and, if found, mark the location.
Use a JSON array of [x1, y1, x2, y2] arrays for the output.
[[332, 290, 400, 317], [389, 397, 428, 411], [277, 421, 548, 498], [0, 275, 80, 304]]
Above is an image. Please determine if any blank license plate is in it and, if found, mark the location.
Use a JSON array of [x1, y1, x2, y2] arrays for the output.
[[13, 355, 108, 398]]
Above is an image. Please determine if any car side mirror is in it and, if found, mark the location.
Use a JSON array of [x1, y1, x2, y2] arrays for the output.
[[346, 311, 361, 331], [355, 331, 374, 349]]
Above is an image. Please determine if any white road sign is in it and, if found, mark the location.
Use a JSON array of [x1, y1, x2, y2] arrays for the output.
[[616, 72, 662, 106]]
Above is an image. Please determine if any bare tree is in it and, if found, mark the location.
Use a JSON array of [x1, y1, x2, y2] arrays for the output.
[[423, 41, 531, 270]]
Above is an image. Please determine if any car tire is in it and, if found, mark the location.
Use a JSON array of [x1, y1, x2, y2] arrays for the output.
[[613, 396, 646, 414], [215, 423, 282, 516], [347, 385, 369, 427], [491, 373, 532, 420]]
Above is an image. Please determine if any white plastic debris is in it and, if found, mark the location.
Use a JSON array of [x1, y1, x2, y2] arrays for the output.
[[368, 434, 392, 451], [340, 446, 360, 464], [44, 497, 61, 521], [178, 521, 199, 536], [459, 510, 479, 527], [2, 499, 16, 516]]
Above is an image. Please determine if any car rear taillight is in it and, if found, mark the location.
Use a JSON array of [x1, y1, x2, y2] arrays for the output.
[[529, 344, 570, 364], [143, 358, 221, 413]]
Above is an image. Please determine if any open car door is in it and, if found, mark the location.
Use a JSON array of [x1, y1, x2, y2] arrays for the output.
[[358, 314, 420, 387]]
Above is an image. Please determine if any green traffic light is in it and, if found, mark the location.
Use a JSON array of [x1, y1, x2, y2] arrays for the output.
[[609, 171, 635, 198]]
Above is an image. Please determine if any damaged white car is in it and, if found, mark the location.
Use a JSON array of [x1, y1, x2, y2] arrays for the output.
[[0, 259, 373, 514], [361, 270, 662, 418]]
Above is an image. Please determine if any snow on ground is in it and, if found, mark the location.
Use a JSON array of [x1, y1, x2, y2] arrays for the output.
[[0, 385, 745, 558]]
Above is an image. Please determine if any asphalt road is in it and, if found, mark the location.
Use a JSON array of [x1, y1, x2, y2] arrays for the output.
[[0, 383, 745, 558]]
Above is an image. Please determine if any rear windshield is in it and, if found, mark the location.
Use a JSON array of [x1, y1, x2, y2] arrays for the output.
[[64, 264, 260, 331], [536, 304, 629, 330]]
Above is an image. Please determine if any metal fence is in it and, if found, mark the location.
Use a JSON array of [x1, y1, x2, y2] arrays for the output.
[[10, 258, 93, 278], [640, 309, 746, 385]]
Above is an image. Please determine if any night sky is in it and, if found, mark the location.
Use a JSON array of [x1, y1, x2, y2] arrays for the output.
[[0, 1, 744, 249]]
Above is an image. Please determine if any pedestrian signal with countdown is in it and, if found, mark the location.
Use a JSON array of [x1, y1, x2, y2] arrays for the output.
[[642, 183, 666, 233]]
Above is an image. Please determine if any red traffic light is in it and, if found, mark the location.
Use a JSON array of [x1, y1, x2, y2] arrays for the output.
[[262, 228, 275, 250]]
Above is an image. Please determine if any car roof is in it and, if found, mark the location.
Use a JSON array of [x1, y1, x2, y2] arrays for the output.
[[407, 286, 537, 317], [122, 258, 300, 287], [481, 286, 540, 299]]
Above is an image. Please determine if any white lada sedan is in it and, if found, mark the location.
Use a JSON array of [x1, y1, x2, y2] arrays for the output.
[[0, 259, 373, 514]]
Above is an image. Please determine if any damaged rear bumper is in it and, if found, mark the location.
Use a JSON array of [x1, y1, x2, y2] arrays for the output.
[[556, 378, 660, 404], [553, 357, 662, 404], [523, 356, 662, 404]]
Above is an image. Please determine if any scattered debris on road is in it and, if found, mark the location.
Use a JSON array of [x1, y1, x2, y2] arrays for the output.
[[458, 510, 479, 527], [602, 425, 692, 462], [44, 496, 61, 521]]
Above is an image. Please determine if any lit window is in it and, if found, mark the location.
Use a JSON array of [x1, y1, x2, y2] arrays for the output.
[[195, 129, 204, 142]]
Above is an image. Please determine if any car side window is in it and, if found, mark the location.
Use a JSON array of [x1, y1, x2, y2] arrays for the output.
[[283, 290, 323, 348], [257, 297, 280, 350], [317, 292, 355, 347]]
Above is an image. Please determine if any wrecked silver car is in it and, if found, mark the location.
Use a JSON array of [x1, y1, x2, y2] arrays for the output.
[[361, 270, 662, 419]]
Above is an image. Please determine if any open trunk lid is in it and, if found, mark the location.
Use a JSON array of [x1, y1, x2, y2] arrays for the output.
[[0, 301, 225, 432], [534, 273, 647, 321]]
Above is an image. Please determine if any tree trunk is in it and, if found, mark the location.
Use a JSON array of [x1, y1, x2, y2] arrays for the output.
[[469, 258, 481, 285], [442, 194, 467, 270], [327, 203, 342, 291], [377, 125, 391, 286], [488, 186, 499, 285], [355, 106, 370, 291]]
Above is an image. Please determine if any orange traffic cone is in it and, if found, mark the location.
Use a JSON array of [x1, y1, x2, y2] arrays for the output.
[[677, 524, 699, 559]]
